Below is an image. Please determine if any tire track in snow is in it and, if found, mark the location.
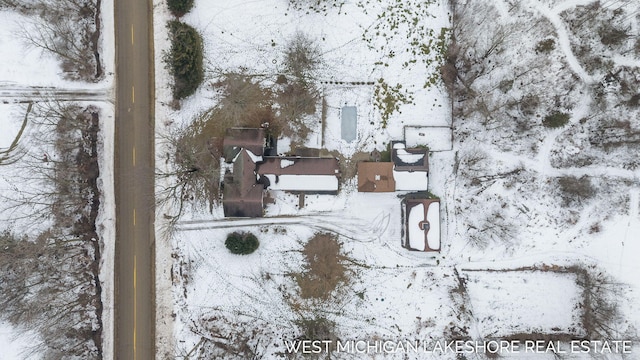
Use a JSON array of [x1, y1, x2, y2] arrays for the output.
[[0, 85, 112, 103], [535, 92, 592, 175], [551, 0, 599, 14], [176, 211, 392, 242], [528, 1, 597, 84]]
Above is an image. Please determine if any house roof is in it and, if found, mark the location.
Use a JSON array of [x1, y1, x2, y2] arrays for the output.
[[357, 162, 395, 192], [392, 141, 429, 172], [256, 157, 340, 192], [393, 170, 428, 191], [223, 127, 266, 161], [256, 157, 340, 176], [222, 149, 264, 218], [221, 128, 343, 216], [261, 174, 339, 192], [405, 198, 440, 252], [222, 194, 263, 218]]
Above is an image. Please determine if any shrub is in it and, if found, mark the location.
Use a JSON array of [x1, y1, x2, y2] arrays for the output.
[[626, 94, 640, 108], [295, 316, 336, 342], [166, 20, 204, 99], [225, 232, 259, 255], [498, 79, 513, 93], [535, 38, 555, 53], [557, 176, 594, 206], [296, 233, 346, 299], [598, 26, 628, 46], [542, 111, 570, 128], [167, 0, 194, 17]]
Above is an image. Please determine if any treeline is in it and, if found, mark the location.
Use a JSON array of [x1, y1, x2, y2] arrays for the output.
[[165, 0, 202, 100], [0, 103, 104, 359]]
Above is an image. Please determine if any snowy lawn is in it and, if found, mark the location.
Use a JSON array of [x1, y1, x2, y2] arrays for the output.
[[0, 11, 63, 87], [172, 224, 461, 358]]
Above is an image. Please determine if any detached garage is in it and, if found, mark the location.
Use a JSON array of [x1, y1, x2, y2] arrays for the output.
[[403, 198, 440, 252]]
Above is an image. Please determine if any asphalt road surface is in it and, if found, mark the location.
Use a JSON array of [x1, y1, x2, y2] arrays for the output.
[[114, 0, 155, 358]]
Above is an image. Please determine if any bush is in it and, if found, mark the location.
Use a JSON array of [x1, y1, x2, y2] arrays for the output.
[[167, 0, 194, 17], [535, 38, 555, 53], [166, 21, 204, 99], [542, 111, 570, 128], [598, 26, 628, 46], [225, 232, 259, 255], [557, 175, 594, 206]]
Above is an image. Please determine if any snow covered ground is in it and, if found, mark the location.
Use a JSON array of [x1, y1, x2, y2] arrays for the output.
[[154, 0, 454, 358], [0, 103, 38, 358], [463, 270, 582, 338], [154, 0, 640, 359], [0, 11, 65, 87], [0, 9, 114, 91], [0, 0, 115, 357], [445, 0, 640, 357], [0, 321, 40, 360]]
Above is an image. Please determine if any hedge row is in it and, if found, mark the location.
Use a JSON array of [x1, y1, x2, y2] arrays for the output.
[[167, 20, 204, 99]]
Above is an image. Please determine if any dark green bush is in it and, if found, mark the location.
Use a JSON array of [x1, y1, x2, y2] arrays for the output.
[[543, 111, 570, 128], [167, 0, 194, 17], [166, 20, 204, 99], [225, 232, 259, 255]]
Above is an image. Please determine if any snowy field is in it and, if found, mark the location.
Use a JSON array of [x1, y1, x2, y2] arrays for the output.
[[463, 270, 582, 338]]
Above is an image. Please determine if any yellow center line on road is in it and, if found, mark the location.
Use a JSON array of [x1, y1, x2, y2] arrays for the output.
[[134, 255, 137, 360], [133, 208, 136, 226], [132, 86, 135, 104], [133, 146, 136, 167], [131, 24, 134, 45]]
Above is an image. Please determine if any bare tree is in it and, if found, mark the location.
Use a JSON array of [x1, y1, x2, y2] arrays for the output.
[[0, 102, 104, 359], [573, 266, 627, 341], [12, 0, 103, 81], [157, 122, 222, 219]]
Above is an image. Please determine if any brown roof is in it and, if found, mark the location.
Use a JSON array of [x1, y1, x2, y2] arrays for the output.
[[222, 149, 264, 217], [256, 157, 340, 176], [223, 128, 265, 161], [222, 194, 263, 218], [357, 162, 395, 192], [404, 198, 440, 252]]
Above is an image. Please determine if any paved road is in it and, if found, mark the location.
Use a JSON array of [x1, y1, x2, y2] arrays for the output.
[[114, 0, 155, 358]]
